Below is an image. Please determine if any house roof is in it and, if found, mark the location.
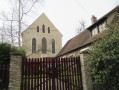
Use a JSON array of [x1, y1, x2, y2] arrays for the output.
[[56, 5, 119, 57], [57, 29, 107, 57], [87, 5, 119, 30], [57, 30, 90, 57]]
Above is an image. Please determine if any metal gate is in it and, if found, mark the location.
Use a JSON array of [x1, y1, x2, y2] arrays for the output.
[[21, 57, 83, 90]]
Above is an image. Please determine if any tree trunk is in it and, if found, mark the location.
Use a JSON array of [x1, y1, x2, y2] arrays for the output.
[[18, 0, 21, 47]]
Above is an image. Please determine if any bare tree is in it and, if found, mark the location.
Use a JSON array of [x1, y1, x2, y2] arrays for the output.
[[0, 11, 18, 45], [76, 19, 86, 35], [18, 0, 41, 47], [18, 0, 45, 47], [0, 22, 5, 43], [0, 0, 44, 46], [0, 22, 12, 44]]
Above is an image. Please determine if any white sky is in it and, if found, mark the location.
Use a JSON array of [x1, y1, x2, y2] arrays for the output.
[[0, 0, 119, 46]]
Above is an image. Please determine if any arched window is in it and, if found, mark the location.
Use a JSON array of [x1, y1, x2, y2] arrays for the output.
[[37, 26, 39, 32], [42, 24, 45, 33], [42, 38, 47, 53], [48, 27, 50, 33], [52, 39, 55, 54], [32, 38, 36, 53]]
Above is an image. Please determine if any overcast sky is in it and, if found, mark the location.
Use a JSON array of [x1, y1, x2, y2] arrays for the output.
[[0, 0, 119, 46]]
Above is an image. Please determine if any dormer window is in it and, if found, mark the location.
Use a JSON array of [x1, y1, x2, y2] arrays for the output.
[[48, 27, 50, 33], [91, 27, 98, 36], [42, 24, 45, 33], [91, 22, 106, 37], [99, 24, 103, 32], [37, 26, 39, 32], [99, 23, 106, 32]]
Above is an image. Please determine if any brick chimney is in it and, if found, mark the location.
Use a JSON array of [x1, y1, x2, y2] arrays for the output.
[[91, 15, 97, 24]]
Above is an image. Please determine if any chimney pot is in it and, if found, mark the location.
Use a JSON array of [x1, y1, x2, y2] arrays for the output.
[[91, 15, 97, 24]]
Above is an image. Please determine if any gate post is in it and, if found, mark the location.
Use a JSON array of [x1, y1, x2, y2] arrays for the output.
[[79, 50, 93, 90], [8, 52, 23, 90]]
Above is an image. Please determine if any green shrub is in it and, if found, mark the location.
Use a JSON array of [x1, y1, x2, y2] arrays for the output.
[[88, 21, 119, 90], [0, 43, 11, 64], [0, 43, 26, 64]]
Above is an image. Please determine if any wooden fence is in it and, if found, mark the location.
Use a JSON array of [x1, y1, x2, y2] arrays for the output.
[[0, 64, 10, 90], [21, 57, 83, 90]]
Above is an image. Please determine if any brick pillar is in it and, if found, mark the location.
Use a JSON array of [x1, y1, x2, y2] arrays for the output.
[[8, 52, 23, 90], [79, 51, 93, 90]]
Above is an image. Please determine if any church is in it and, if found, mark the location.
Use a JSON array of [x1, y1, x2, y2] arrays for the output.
[[22, 13, 62, 58]]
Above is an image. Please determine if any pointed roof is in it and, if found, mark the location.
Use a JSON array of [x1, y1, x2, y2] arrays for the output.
[[22, 13, 62, 36]]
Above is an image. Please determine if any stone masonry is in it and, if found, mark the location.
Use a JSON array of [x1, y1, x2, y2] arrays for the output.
[[8, 52, 22, 90], [79, 51, 93, 90]]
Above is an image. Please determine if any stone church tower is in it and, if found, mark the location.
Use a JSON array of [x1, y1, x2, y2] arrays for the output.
[[22, 13, 62, 58]]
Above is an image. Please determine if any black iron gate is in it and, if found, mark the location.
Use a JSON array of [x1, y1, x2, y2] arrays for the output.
[[21, 57, 83, 90]]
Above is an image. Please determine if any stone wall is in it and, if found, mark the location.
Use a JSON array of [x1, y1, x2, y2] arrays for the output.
[[79, 51, 93, 90], [8, 52, 22, 90]]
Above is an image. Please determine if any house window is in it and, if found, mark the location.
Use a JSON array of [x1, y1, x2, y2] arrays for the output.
[[99, 23, 106, 32], [37, 26, 39, 32], [48, 27, 50, 33], [52, 39, 55, 54], [102, 23, 106, 30], [32, 38, 36, 53], [42, 38, 47, 53], [92, 27, 98, 36], [42, 24, 45, 33]]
